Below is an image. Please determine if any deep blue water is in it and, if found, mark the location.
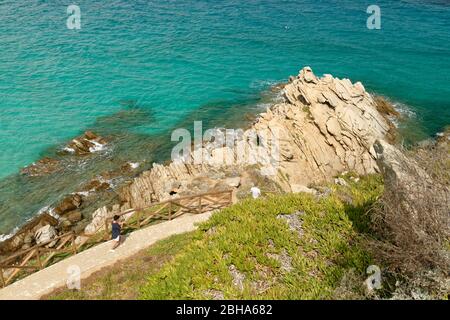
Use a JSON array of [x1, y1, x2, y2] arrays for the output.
[[0, 0, 449, 234]]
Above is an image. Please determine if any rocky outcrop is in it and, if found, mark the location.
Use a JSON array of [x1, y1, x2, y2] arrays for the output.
[[18, 131, 108, 180], [261, 67, 390, 189], [63, 131, 107, 155], [82, 67, 394, 235], [11, 68, 395, 252], [54, 194, 82, 216], [436, 128, 450, 146], [126, 67, 389, 197], [34, 225, 58, 248], [59, 211, 83, 230], [20, 132, 107, 177], [0, 194, 86, 255], [0, 213, 59, 255]]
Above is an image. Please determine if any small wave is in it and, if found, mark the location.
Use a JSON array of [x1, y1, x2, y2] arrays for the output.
[[384, 101, 417, 128], [393, 102, 417, 119], [89, 140, 107, 153], [37, 206, 50, 215], [0, 226, 19, 242], [74, 190, 91, 197], [256, 102, 274, 111], [436, 132, 450, 140], [37, 205, 60, 220], [250, 79, 282, 90], [129, 162, 140, 169], [63, 147, 75, 153]]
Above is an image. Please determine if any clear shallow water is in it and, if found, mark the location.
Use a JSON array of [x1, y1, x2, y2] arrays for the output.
[[0, 0, 449, 234]]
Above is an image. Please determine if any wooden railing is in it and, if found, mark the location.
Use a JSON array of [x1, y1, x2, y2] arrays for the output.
[[0, 189, 233, 288]]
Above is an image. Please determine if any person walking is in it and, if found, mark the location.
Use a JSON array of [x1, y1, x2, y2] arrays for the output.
[[110, 215, 123, 252]]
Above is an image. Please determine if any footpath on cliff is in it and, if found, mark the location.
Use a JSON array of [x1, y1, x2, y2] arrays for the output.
[[0, 212, 212, 300]]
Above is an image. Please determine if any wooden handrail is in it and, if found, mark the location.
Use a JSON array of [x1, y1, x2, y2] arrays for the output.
[[105, 190, 232, 223], [133, 189, 233, 210], [0, 267, 5, 287], [0, 189, 233, 287], [0, 232, 75, 265], [0, 265, 40, 270]]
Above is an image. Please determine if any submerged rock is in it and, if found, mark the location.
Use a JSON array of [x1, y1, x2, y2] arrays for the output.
[[374, 96, 400, 117], [79, 178, 110, 194], [20, 157, 61, 177]]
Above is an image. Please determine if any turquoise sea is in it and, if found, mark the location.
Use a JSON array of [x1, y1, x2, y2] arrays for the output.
[[0, 0, 449, 235]]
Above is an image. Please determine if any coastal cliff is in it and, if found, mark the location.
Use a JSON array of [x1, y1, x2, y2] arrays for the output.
[[2, 67, 448, 299], [0, 67, 399, 254], [84, 67, 394, 235]]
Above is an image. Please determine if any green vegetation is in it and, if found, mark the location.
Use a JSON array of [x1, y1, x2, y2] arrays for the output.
[[140, 174, 382, 299], [47, 174, 384, 300]]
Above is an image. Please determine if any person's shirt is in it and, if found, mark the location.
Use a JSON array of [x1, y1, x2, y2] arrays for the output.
[[111, 221, 121, 239], [250, 187, 261, 199]]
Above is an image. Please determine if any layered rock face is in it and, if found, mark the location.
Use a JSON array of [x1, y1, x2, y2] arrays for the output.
[[258, 67, 390, 190], [124, 67, 390, 200], [83, 67, 393, 234]]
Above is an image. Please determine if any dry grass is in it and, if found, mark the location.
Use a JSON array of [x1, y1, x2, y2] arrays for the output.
[[367, 137, 449, 298], [369, 183, 449, 275]]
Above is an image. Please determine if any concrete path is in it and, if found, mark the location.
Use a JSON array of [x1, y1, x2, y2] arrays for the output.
[[0, 212, 212, 300]]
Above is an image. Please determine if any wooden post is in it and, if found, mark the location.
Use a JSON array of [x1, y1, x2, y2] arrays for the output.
[[168, 202, 172, 220], [71, 233, 77, 255], [197, 196, 202, 214], [136, 210, 141, 229], [36, 248, 44, 269], [36, 248, 43, 270], [0, 268, 5, 288], [104, 219, 109, 241]]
